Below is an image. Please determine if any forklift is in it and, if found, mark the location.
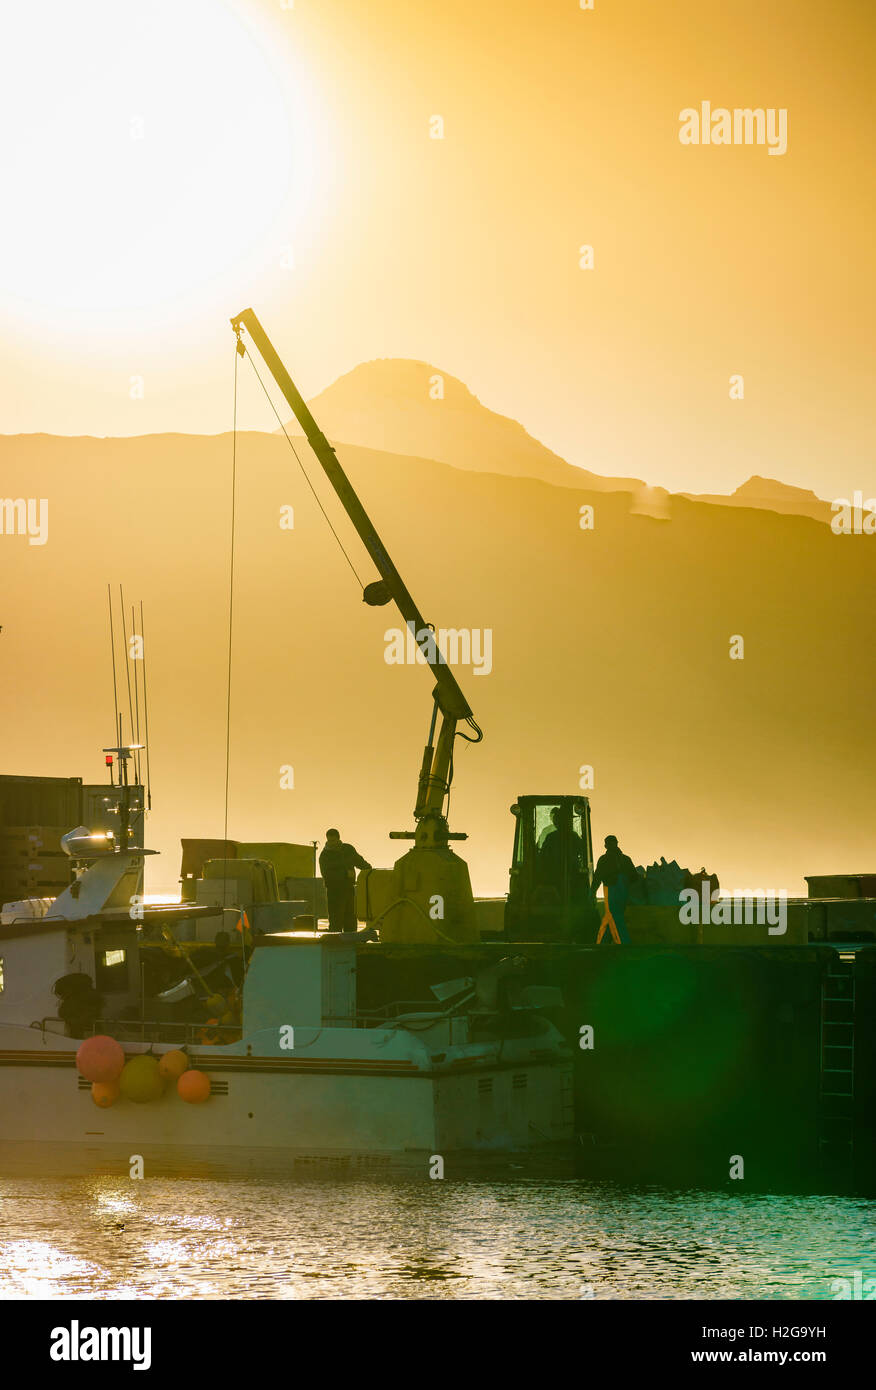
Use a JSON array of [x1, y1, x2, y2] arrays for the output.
[[504, 794, 600, 942]]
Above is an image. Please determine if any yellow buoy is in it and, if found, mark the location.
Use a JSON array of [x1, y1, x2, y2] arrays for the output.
[[158, 1049, 189, 1081], [119, 1054, 164, 1103]]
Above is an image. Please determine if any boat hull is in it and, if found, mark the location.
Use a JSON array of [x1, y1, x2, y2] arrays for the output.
[[0, 1048, 574, 1177]]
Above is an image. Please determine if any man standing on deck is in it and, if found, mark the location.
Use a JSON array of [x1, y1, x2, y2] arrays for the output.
[[319, 828, 371, 933], [591, 835, 637, 944]]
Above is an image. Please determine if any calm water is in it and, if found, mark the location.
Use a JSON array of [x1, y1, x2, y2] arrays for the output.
[[0, 1177, 873, 1299]]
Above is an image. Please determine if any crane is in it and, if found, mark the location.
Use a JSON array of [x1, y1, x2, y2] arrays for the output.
[[230, 309, 483, 940]]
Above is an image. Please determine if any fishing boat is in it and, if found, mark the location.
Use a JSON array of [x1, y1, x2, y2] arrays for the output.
[[0, 746, 574, 1176]]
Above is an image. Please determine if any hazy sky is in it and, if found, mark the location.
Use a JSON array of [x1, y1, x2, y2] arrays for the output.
[[0, 0, 872, 497]]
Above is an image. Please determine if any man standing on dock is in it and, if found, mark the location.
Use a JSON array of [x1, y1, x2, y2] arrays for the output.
[[319, 829, 371, 933], [592, 835, 637, 944]]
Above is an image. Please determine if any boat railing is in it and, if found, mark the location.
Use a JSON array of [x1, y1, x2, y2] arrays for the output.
[[340, 1000, 438, 1028], [90, 1018, 243, 1046], [331, 1001, 473, 1036], [30, 1017, 68, 1036]]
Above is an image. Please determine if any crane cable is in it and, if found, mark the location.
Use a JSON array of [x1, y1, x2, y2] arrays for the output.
[[229, 335, 484, 835], [223, 343, 239, 881], [237, 338, 365, 590], [443, 714, 483, 821], [458, 714, 483, 744], [234, 335, 486, 747]]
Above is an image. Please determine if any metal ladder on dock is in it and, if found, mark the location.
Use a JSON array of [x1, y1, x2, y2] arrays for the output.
[[818, 952, 856, 1169]]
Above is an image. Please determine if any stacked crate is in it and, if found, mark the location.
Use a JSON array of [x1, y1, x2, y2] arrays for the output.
[[0, 775, 84, 908], [0, 825, 73, 903]]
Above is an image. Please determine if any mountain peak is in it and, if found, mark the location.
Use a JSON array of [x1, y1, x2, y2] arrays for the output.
[[289, 358, 643, 493], [682, 475, 830, 524], [313, 358, 478, 409], [734, 474, 821, 502]]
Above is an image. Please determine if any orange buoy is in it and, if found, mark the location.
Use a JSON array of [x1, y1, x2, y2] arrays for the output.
[[177, 1069, 211, 1104], [91, 1079, 120, 1108], [158, 1049, 189, 1081], [76, 1035, 125, 1084], [119, 1054, 164, 1103]]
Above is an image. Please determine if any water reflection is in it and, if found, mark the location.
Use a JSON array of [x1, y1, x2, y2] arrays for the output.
[[0, 1177, 872, 1300]]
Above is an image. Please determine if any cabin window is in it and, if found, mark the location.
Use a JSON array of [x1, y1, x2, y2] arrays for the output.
[[535, 804, 561, 850], [96, 947, 128, 991], [569, 805, 588, 872], [511, 808, 525, 869]]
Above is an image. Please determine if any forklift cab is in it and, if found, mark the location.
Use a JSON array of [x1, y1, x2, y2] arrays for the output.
[[505, 794, 598, 941]]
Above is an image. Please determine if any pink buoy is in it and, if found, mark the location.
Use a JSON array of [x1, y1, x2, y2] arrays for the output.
[[76, 1035, 125, 1084]]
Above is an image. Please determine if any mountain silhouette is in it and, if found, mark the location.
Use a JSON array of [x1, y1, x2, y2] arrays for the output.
[[683, 475, 831, 524], [0, 422, 871, 902], [285, 360, 833, 524], [283, 358, 644, 493]]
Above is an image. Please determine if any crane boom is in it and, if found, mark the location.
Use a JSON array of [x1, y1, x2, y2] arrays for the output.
[[230, 307, 479, 823]]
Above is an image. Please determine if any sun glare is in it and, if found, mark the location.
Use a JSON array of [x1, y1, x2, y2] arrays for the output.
[[0, 0, 320, 328]]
